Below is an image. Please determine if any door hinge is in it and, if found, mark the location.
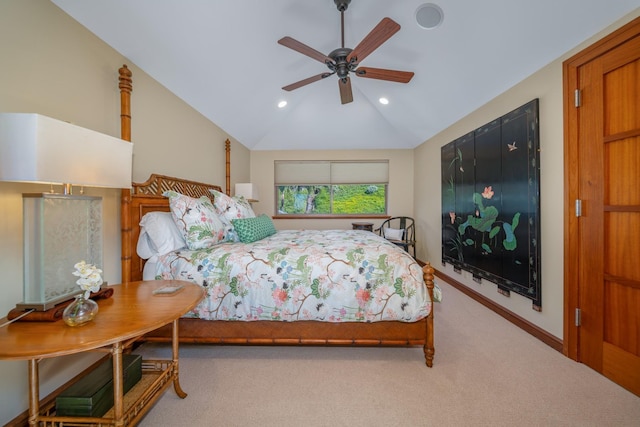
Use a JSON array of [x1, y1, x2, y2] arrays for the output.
[[574, 89, 581, 107], [575, 308, 582, 327], [575, 199, 582, 217]]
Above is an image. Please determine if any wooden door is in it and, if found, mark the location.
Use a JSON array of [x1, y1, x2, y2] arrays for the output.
[[564, 17, 640, 396]]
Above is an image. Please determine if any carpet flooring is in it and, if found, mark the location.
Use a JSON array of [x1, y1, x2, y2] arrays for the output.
[[136, 280, 640, 426]]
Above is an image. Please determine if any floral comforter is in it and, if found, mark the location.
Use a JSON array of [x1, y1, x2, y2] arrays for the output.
[[153, 229, 432, 322]]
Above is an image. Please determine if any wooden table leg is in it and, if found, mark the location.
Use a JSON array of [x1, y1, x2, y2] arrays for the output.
[[27, 359, 39, 426], [171, 319, 187, 398], [111, 342, 124, 426]]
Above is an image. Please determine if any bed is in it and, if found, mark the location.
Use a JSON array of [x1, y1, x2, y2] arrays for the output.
[[117, 65, 436, 366]]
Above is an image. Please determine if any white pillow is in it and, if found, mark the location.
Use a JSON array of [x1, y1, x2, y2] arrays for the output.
[[136, 229, 156, 259], [384, 227, 404, 241], [142, 256, 160, 280], [137, 212, 186, 258]]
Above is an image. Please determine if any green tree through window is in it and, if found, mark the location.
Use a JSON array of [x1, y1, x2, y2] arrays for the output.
[[276, 184, 386, 215], [274, 160, 388, 216]]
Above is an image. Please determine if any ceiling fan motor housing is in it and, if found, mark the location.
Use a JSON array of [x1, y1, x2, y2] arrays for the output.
[[334, 0, 351, 12], [328, 47, 356, 80]]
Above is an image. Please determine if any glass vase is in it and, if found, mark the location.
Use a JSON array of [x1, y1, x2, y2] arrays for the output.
[[62, 295, 99, 326]]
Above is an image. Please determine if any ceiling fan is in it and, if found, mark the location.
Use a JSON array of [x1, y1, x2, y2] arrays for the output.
[[278, 0, 414, 105]]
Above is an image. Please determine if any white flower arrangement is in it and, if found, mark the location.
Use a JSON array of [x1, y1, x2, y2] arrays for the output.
[[72, 261, 103, 298]]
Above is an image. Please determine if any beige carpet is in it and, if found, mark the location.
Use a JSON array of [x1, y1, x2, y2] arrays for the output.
[[136, 281, 640, 426]]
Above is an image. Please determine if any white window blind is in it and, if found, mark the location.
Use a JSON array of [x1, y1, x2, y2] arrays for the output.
[[275, 160, 388, 185], [274, 161, 330, 185]]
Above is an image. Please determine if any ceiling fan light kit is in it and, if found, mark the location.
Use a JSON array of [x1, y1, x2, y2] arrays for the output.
[[278, 0, 414, 105]]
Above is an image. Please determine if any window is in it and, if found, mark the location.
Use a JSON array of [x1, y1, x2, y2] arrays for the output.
[[274, 160, 388, 216]]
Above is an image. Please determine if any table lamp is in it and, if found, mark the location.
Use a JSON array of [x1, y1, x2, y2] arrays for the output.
[[0, 113, 133, 311]]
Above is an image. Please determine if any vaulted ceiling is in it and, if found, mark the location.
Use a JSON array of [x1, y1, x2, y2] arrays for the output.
[[52, 0, 639, 151]]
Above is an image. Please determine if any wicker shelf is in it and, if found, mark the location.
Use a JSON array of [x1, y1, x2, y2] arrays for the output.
[[34, 360, 173, 426]]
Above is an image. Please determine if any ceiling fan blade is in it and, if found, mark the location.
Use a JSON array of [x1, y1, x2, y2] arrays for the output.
[[346, 17, 400, 64], [278, 36, 333, 64], [339, 77, 353, 104], [355, 67, 414, 83], [282, 73, 332, 91]]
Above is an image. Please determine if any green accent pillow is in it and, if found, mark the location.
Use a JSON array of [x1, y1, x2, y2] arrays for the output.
[[231, 214, 276, 243]]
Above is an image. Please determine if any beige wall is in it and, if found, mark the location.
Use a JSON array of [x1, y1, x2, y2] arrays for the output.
[[414, 9, 640, 340], [0, 0, 248, 423], [129, 72, 249, 185], [249, 149, 414, 231]]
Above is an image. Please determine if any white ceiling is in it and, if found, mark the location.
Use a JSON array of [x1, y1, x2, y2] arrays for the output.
[[52, 0, 639, 151]]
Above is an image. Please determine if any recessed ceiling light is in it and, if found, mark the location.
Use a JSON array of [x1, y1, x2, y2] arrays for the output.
[[278, 100, 287, 108], [379, 97, 389, 105], [415, 3, 444, 30]]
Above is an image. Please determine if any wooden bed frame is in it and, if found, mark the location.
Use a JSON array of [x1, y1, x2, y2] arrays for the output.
[[117, 65, 436, 367]]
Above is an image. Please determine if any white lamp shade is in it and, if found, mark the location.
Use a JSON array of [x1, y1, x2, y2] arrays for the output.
[[235, 183, 259, 202], [0, 113, 133, 188]]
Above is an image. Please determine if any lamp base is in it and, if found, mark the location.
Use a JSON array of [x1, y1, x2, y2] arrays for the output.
[[7, 286, 113, 322], [14, 282, 109, 311], [14, 292, 81, 311]]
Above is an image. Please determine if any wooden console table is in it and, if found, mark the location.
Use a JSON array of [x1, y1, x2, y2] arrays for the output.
[[0, 280, 204, 426]]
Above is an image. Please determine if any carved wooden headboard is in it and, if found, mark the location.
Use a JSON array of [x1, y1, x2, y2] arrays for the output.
[[118, 65, 230, 282], [120, 174, 223, 282]]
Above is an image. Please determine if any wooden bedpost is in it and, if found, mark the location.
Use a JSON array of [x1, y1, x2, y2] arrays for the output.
[[119, 64, 133, 283], [423, 262, 435, 367], [225, 139, 231, 195], [118, 65, 132, 142]]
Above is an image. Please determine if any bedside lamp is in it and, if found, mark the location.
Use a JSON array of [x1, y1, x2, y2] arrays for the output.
[[0, 113, 133, 311], [235, 182, 259, 203]]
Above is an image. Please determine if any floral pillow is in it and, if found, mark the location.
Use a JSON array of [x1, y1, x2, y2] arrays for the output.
[[209, 189, 255, 241], [163, 191, 226, 250]]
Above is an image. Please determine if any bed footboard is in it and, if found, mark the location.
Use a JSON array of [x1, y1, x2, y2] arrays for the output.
[[142, 263, 436, 367]]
